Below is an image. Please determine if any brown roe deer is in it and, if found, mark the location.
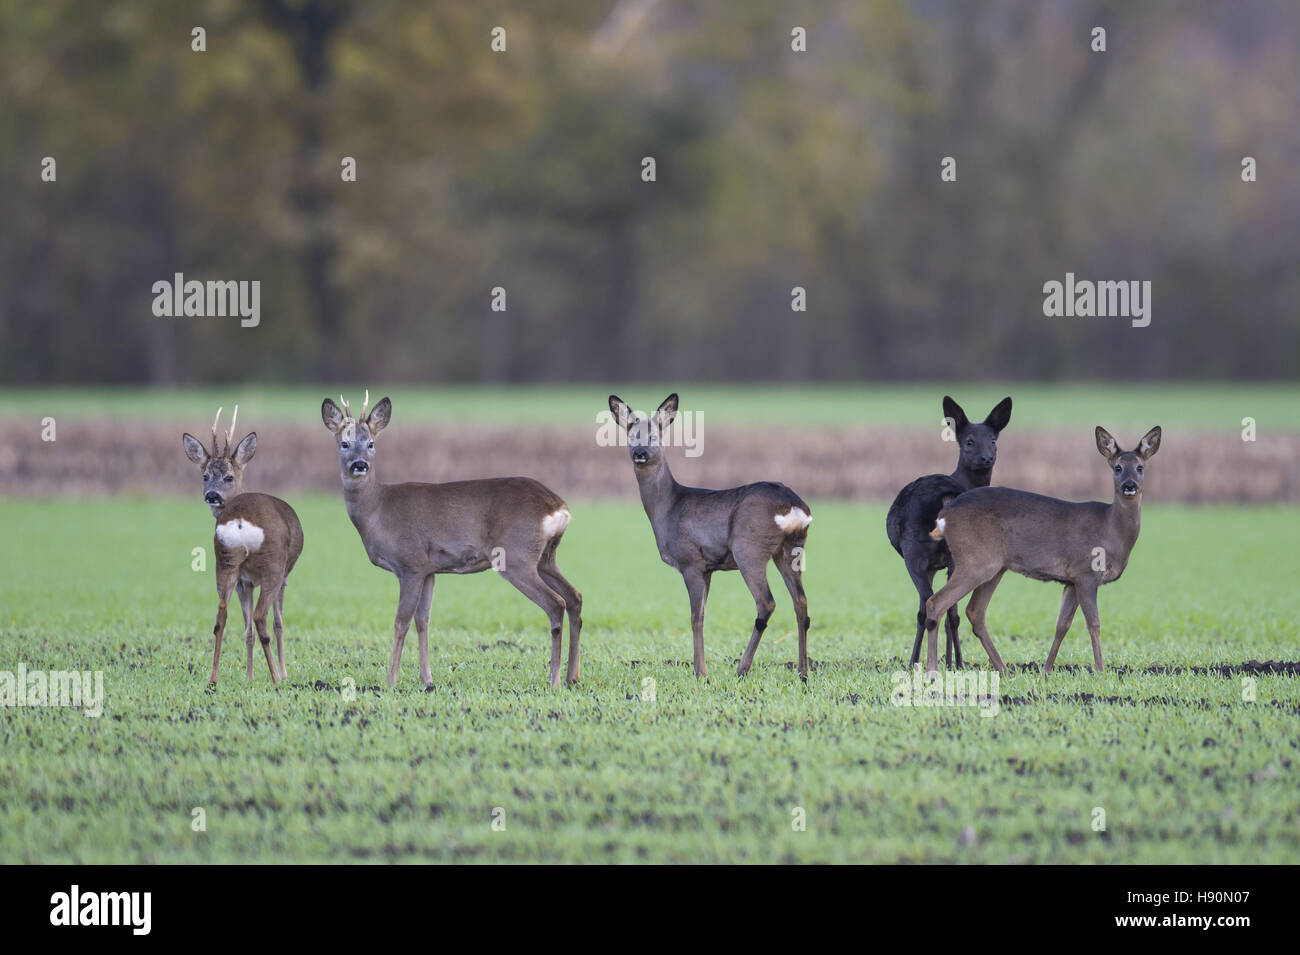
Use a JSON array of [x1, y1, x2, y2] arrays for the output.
[[923, 426, 1161, 675], [182, 407, 304, 686], [607, 393, 812, 679], [321, 392, 582, 688]]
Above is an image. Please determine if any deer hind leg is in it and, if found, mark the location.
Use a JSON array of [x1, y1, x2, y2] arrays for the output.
[[539, 545, 582, 686], [387, 574, 425, 687], [963, 570, 1007, 674], [924, 567, 992, 675], [944, 560, 964, 668], [736, 549, 778, 677], [1043, 584, 1079, 675], [210, 567, 240, 685], [236, 580, 255, 681], [272, 583, 287, 680], [774, 540, 810, 680], [414, 574, 435, 686], [501, 564, 567, 688], [253, 583, 281, 685], [902, 552, 936, 668]]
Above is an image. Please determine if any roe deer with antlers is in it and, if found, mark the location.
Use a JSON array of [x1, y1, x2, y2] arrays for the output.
[[607, 393, 812, 679], [321, 392, 582, 688], [182, 407, 303, 685], [924, 426, 1161, 675]]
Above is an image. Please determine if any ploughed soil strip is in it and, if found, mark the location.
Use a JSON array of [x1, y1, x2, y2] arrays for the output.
[[7, 421, 1297, 502]]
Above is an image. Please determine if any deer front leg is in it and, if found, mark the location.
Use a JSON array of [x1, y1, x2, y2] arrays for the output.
[[1043, 584, 1079, 675], [387, 574, 424, 687], [682, 568, 711, 679], [414, 574, 435, 686], [1076, 581, 1104, 672]]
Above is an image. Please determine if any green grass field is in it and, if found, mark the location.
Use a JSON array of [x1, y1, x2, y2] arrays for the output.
[[1, 496, 1296, 863], [3, 381, 1298, 432]]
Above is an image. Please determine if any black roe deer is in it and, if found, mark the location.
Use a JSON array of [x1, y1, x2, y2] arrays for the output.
[[182, 407, 303, 686], [321, 392, 582, 688], [924, 426, 1161, 675], [607, 393, 812, 678], [886, 395, 1011, 668]]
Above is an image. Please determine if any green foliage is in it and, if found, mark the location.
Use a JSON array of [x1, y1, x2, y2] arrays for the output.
[[0, 497, 1294, 862]]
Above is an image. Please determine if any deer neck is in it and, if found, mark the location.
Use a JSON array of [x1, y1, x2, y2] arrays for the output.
[[1107, 492, 1142, 552], [341, 468, 383, 534], [950, 464, 993, 491], [634, 457, 680, 527]]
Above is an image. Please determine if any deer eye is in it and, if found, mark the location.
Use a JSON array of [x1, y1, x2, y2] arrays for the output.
[[341, 441, 350, 449], [368, 442, 374, 450], [1136, 465, 1144, 474], [224, 475, 234, 483], [1113, 465, 1121, 474], [201, 474, 208, 481]]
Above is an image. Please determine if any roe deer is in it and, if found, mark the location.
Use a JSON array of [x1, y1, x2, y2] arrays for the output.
[[607, 393, 812, 678], [182, 407, 303, 685], [321, 392, 582, 688], [886, 395, 1012, 668], [924, 426, 1161, 675]]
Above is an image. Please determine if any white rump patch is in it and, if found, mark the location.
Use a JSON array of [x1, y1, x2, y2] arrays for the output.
[[774, 507, 812, 533], [936, 517, 946, 534], [216, 518, 265, 555], [541, 507, 571, 538]]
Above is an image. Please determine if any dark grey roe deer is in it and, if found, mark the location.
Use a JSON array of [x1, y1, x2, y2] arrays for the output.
[[886, 395, 1012, 667], [607, 394, 812, 678], [322, 392, 582, 688], [925, 426, 1162, 675]]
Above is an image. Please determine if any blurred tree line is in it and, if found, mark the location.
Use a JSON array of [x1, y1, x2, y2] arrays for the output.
[[1, 0, 1297, 385]]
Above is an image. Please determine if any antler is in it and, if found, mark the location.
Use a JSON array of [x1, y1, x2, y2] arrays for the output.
[[225, 405, 238, 453], [211, 407, 224, 457], [339, 390, 370, 421]]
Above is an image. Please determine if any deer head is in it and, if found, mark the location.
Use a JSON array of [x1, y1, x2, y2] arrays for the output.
[[1096, 425, 1162, 501], [321, 390, 392, 485], [609, 393, 677, 470], [182, 406, 257, 515]]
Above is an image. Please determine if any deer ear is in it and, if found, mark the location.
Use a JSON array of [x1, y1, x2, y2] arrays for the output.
[[942, 396, 968, 433], [233, 431, 257, 466], [608, 395, 633, 429], [1095, 426, 1118, 459], [984, 397, 1012, 433], [655, 393, 679, 430], [322, 398, 345, 433], [182, 433, 209, 465], [1138, 426, 1162, 459], [366, 397, 392, 436]]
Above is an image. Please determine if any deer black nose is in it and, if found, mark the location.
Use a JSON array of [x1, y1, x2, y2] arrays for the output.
[[1121, 481, 1138, 494], [631, 449, 649, 464], [205, 492, 223, 505], [979, 455, 994, 467], [349, 460, 369, 474]]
